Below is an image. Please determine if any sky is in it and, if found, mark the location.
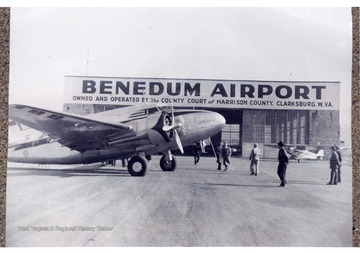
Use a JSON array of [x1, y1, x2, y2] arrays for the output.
[[8, 7, 353, 143]]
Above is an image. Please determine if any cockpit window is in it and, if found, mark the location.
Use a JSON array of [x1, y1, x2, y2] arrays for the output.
[[156, 105, 173, 113], [146, 104, 174, 115]]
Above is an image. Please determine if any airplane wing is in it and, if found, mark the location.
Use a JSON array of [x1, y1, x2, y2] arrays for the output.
[[9, 104, 134, 152]]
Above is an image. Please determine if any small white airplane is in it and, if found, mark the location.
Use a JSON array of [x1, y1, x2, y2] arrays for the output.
[[8, 104, 226, 176], [287, 147, 324, 163]]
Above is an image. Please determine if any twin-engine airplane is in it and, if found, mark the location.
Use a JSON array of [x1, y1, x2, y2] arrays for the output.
[[8, 104, 226, 176]]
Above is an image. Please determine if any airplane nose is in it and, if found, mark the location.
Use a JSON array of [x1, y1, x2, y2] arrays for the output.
[[213, 112, 226, 131], [208, 112, 226, 134]]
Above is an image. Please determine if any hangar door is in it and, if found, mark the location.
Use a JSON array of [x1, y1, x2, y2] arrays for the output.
[[210, 109, 243, 156], [243, 109, 309, 145]]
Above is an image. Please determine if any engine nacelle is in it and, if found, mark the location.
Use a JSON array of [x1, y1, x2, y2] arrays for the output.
[[146, 111, 174, 145]]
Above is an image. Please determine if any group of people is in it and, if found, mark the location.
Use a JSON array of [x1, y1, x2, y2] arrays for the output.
[[247, 140, 290, 187], [277, 141, 343, 187], [215, 142, 232, 171], [193, 140, 232, 171], [213, 140, 343, 188], [216, 142, 261, 175]]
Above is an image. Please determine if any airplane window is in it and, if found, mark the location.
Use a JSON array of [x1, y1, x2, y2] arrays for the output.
[[157, 105, 172, 113], [165, 116, 171, 126]]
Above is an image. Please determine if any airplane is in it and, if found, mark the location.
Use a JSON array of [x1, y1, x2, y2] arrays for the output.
[[287, 146, 324, 163], [264, 144, 325, 162], [8, 103, 226, 176]]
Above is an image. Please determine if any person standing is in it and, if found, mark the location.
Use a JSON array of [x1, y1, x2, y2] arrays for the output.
[[277, 141, 289, 187], [249, 143, 261, 175], [334, 144, 342, 183], [193, 141, 201, 165], [215, 142, 223, 170], [222, 142, 232, 171], [327, 146, 340, 185]]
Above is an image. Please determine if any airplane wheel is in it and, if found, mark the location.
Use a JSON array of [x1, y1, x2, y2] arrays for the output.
[[128, 156, 148, 176], [298, 159, 301, 163], [160, 155, 177, 171]]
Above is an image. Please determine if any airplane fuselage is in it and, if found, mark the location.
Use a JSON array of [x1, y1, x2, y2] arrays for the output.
[[8, 108, 225, 165]]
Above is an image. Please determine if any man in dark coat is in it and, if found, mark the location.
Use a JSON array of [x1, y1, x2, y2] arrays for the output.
[[277, 141, 289, 187], [334, 144, 342, 183], [193, 141, 201, 165], [327, 146, 340, 185]]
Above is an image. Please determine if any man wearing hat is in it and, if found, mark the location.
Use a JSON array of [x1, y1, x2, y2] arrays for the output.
[[333, 144, 342, 183], [327, 146, 340, 185], [277, 141, 289, 187]]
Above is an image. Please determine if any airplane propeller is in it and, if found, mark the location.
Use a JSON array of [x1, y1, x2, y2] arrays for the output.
[[162, 123, 182, 132], [161, 103, 184, 154], [174, 129, 184, 154]]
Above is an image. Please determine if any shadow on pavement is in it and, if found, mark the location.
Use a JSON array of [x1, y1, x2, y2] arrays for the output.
[[7, 167, 131, 178], [193, 182, 276, 188]]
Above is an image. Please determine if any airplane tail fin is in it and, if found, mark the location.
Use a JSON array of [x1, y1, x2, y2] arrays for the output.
[[317, 150, 324, 157]]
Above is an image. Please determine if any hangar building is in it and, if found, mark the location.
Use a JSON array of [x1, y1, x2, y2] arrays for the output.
[[63, 76, 340, 159]]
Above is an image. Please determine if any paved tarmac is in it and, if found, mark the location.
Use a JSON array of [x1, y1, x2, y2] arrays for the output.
[[6, 155, 352, 246]]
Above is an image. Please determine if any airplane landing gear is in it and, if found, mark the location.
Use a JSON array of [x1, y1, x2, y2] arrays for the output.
[[160, 151, 177, 171], [128, 155, 148, 176]]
